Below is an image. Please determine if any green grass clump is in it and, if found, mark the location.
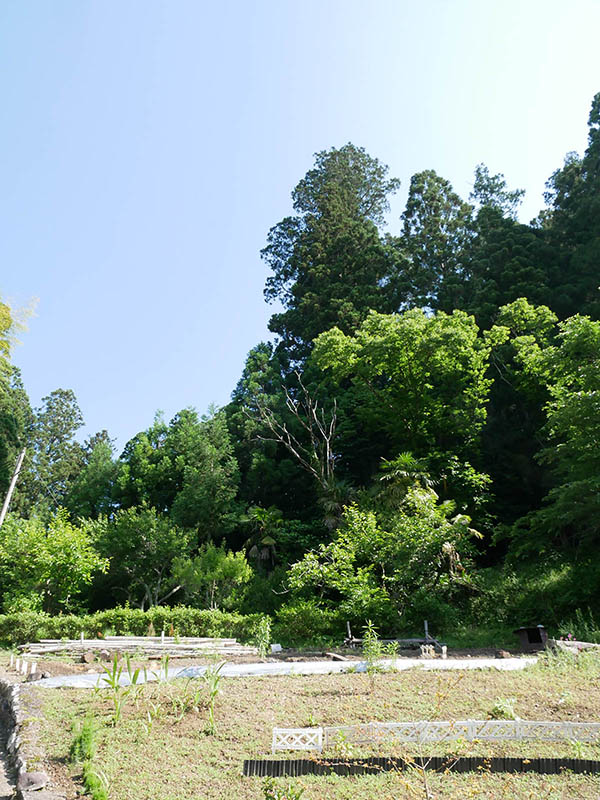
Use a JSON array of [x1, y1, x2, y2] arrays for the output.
[[69, 715, 97, 763], [70, 715, 110, 800]]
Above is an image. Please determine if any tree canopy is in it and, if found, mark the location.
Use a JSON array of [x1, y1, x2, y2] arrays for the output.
[[3, 92, 600, 641]]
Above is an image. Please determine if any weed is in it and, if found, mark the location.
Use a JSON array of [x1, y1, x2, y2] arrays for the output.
[[384, 639, 399, 666], [488, 697, 518, 720], [363, 620, 382, 667], [363, 620, 383, 691], [262, 776, 304, 800], [255, 616, 272, 658], [203, 661, 225, 735], [69, 716, 109, 800], [556, 689, 574, 708], [306, 712, 318, 727], [559, 608, 600, 643], [331, 729, 355, 758], [536, 646, 600, 678], [81, 762, 110, 800], [69, 716, 97, 763], [570, 739, 585, 758], [170, 679, 206, 721]]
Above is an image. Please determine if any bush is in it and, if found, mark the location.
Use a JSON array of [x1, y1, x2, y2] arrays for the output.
[[0, 606, 267, 646], [273, 600, 344, 647], [240, 567, 288, 615], [401, 589, 461, 633]]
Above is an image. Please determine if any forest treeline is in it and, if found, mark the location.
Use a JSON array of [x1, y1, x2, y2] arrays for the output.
[[0, 93, 598, 641]]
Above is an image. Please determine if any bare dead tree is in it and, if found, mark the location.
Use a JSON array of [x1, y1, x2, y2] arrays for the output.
[[252, 371, 337, 496]]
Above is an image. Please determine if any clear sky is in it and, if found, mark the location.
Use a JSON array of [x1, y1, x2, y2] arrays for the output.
[[1, 0, 599, 451]]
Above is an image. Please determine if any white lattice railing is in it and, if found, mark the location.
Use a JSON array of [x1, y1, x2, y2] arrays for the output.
[[273, 721, 600, 752], [272, 728, 323, 752]]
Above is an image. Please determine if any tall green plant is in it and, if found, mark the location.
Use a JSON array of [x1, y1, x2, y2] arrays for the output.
[[101, 654, 129, 725], [255, 616, 272, 658], [362, 620, 382, 691], [203, 661, 225, 735]]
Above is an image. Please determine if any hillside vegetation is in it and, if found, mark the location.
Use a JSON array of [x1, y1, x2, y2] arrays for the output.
[[1, 93, 599, 645]]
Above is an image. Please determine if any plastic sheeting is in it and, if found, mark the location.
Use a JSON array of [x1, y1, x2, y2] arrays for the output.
[[32, 656, 536, 689]]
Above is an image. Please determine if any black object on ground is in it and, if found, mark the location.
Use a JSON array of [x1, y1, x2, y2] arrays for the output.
[[243, 755, 600, 777], [513, 625, 548, 652]]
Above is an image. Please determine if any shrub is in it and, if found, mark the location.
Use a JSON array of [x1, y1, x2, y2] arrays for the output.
[[0, 606, 267, 646], [274, 600, 344, 647]]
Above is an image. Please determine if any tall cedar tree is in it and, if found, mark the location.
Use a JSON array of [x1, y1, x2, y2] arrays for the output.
[[262, 144, 401, 362]]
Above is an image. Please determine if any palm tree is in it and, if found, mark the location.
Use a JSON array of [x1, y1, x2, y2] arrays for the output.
[[244, 505, 283, 572], [378, 452, 436, 508]]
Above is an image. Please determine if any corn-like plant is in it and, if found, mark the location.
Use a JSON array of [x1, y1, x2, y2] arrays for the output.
[[101, 654, 130, 724], [203, 661, 225, 735], [142, 701, 163, 735]]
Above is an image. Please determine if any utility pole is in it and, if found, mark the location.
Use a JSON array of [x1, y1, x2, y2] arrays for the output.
[[0, 448, 26, 527]]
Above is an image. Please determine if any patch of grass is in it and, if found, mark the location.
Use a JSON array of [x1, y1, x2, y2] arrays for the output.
[[441, 625, 516, 650]]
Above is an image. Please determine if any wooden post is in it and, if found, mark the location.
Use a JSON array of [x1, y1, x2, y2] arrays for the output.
[[424, 620, 429, 641], [0, 449, 26, 528]]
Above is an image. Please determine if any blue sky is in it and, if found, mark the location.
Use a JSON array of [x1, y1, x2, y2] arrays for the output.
[[1, 1, 599, 451]]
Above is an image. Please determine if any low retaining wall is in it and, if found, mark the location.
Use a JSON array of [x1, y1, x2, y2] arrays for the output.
[[0, 676, 63, 799]]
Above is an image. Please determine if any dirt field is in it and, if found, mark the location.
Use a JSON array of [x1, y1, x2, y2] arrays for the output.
[[25, 649, 600, 799]]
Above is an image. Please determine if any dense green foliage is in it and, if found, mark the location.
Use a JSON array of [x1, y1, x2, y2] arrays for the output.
[[1, 94, 599, 645], [0, 606, 266, 646]]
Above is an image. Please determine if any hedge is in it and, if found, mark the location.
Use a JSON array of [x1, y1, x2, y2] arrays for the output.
[[0, 607, 267, 646]]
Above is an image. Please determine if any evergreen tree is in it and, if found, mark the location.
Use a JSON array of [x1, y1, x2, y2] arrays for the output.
[[544, 92, 600, 319], [263, 144, 401, 361]]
